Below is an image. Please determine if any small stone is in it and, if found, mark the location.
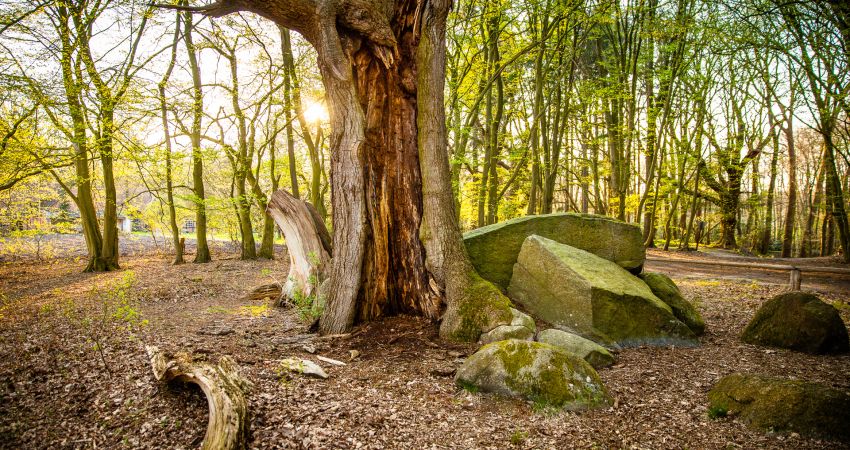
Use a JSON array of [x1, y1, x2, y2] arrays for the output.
[[479, 325, 534, 344], [708, 373, 850, 440], [741, 291, 849, 354], [349, 350, 361, 360], [279, 358, 328, 379], [456, 339, 610, 410], [301, 343, 317, 354]]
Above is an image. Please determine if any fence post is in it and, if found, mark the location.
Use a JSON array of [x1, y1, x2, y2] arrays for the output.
[[789, 267, 802, 291]]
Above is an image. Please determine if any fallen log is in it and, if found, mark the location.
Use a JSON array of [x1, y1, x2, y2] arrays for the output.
[[246, 283, 282, 303], [146, 346, 251, 450], [267, 190, 332, 306]]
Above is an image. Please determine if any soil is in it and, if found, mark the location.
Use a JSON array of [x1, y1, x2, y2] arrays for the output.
[[1, 238, 849, 449]]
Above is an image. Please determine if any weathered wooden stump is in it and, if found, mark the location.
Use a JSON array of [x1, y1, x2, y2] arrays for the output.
[[267, 189, 332, 306]]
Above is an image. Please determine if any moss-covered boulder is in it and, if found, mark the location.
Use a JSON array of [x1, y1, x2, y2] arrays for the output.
[[741, 291, 849, 354], [639, 272, 705, 335], [455, 339, 610, 410], [508, 235, 696, 347], [463, 213, 645, 290], [537, 329, 615, 369], [708, 373, 850, 440]]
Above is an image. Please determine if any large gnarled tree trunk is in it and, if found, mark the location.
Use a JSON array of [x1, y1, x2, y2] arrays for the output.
[[174, 0, 512, 341]]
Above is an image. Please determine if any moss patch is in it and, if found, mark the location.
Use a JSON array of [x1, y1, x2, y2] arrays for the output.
[[440, 270, 513, 342]]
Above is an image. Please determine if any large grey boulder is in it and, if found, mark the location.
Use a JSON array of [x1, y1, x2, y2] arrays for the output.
[[639, 272, 705, 335], [537, 329, 615, 369], [708, 373, 850, 440], [463, 213, 645, 290], [508, 235, 696, 347], [455, 339, 610, 410], [741, 291, 849, 354]]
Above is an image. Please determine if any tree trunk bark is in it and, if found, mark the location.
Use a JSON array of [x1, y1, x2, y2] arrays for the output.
[[184, 10, 211, 263], [758, 144, 779, 255], [781, 116, 797, 257], [159, 14, 184, 264]]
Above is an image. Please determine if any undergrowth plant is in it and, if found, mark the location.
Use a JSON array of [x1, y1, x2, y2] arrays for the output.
[[63, 271, 148, 374]]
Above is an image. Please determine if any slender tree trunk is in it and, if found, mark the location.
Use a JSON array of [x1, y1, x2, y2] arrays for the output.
[[184, 10, 211, 263], [97, 110, 121, 271], [280, 26, 300, 201], [822, 129, 850, 262], [55, 6, 106, 272], [681, 171, 700, 250], [159, 12, 183, 264], [781, 116, 797, 257], [802, 150, 825, 258], [758, 142, 779, 255]]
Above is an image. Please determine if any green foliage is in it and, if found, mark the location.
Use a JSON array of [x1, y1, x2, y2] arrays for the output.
[[287, 251, 326, 322], [62, 271, 148, 373], [290, 281, 324, 323], [457, 379, 479, 394], [509, 429, 528, 445], [708, 405, 728, 420]]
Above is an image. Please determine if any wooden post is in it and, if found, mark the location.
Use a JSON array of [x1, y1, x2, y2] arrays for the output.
[[789, 267, 802, 291]]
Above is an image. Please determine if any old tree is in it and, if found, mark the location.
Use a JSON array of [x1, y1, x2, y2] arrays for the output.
[[176, 0, 512, 340]]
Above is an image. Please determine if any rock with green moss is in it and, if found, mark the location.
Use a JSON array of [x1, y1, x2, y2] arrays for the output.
[[439, 271, 513, 342], [455, 339, 610, 410], [479, 308, 536, 344], [479, 325, 534, 344], [463, 213, 645, 290], [708, 373, 850, 440], [508, 235, 697, 347], [510, 308, 535, 330], [639, 272, 705, 335], [741, 291, 849, 354], [537, 329, 615, 369]]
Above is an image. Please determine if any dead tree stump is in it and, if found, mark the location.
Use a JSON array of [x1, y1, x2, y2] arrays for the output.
[[146, 346, 251, 450], [267, 190, 332, 306]]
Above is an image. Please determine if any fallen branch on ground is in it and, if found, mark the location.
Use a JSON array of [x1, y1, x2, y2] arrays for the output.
[[146, 346, 252, 450]]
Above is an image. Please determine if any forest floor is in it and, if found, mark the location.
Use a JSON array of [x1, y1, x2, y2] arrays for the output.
[[1, 236, 849, 449]]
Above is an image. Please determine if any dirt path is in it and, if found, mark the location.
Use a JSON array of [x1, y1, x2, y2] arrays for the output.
[[645, 248, 850, 295]]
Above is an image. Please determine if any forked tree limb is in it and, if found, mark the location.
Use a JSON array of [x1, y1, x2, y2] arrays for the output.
[[146, 346, 251, 450], [267, 189, 332, 305]]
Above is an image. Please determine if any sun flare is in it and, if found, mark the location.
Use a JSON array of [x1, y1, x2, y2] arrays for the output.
[[303, 100, 329, 124]]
